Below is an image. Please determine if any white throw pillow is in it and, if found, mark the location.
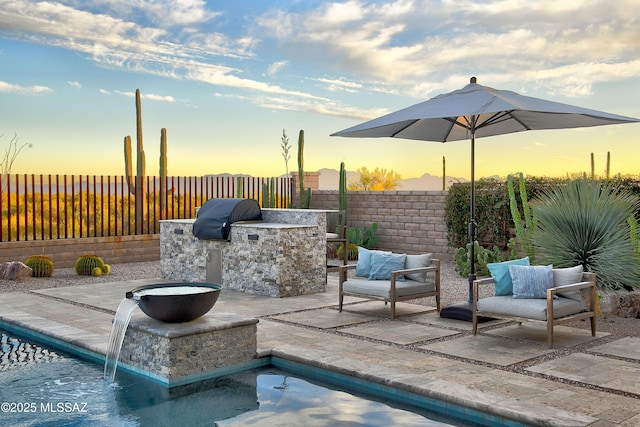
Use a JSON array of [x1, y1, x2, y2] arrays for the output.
[[553, 265, 584, 301], [404, 253, 432, 282]]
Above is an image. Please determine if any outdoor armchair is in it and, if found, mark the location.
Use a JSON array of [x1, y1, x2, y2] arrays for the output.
[[472, 269, 597, 348], [339, 251, 440, 319]]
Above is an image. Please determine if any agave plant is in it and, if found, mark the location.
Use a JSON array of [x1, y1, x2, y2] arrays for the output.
[[533, 179, 640, 291]]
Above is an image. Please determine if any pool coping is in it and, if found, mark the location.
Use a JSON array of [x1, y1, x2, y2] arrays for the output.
[[1, 278, 638, 426]]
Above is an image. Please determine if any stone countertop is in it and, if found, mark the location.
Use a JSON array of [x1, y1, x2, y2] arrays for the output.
[[233, 221, 313, 229], [160, 219, 314, 229]]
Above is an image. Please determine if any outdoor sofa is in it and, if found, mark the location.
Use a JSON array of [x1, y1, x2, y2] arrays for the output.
[[339, 248, 440, 319], [472, 259, 597, 349]]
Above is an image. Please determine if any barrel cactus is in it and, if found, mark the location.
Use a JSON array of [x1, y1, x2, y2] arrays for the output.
[[75, 255, 110, 277], [24, 255, 55, 277]]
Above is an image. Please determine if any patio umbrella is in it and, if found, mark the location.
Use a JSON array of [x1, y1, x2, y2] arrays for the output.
[[331, 77, 639, 321]]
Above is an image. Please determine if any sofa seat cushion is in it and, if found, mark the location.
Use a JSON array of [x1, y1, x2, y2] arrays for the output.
[[343, 279, 436, 299], [477, 296, 586, 321]]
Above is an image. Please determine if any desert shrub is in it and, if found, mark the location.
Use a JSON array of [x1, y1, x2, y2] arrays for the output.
[[534, 179, 640, 291]]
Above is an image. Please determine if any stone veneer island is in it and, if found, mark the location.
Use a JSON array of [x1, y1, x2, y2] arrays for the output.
[[160, 208, 333, 297]]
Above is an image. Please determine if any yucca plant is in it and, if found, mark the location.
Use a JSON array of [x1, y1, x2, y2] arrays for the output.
[[533, 179, 640, 291]]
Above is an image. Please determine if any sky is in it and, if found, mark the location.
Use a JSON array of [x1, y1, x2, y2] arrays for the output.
[[0, 0, 639, 181]]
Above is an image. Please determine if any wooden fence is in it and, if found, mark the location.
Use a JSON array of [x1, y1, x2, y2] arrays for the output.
[[0, 174, 291, 242]]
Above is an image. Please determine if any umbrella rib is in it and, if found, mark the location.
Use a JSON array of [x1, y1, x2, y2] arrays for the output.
[[444, 117, 469, 140], [476, 111, 519, 130], [389, 119, 421, 138]]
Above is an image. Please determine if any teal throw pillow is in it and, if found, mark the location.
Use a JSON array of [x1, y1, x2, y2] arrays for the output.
[[510, 265, 554, 299], [487, 257, 530, 296], [368, 252, 406, 280], [355, 247, 390, 277]]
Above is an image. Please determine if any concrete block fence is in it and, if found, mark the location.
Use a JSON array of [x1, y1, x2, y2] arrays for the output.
[[0, 189, 453, 269], [312, 190, 452, 261], [0, 235, 160, 269]]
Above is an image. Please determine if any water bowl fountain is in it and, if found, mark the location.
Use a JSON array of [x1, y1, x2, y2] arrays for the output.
[[125, 283, 222, 323], [105, 282, 257, 387]]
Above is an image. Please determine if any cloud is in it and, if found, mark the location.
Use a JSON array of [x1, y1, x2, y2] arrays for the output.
[[266, 60, 288, 76], [64, 0, 219, 26], [248, 93, 388, 120], [1, 0, 639, 122], [114, 90, 176, 102], [0, 80, 53, 95], [0, 1, 320, 103], [67, 81, 81, 89], [256, 0, 640, 99], [313, 77, 363, 93]]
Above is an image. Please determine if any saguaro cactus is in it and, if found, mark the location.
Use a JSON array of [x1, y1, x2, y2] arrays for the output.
[[339, 161, 347, 212], [442, 156, 446, 190], [507, 172, 537, 262], [236, 176, 243, 198], [124, 89, 147, 234], [262, 177, 276, 208], [159, 128, 168, 214], [297, 130, 311, 208]]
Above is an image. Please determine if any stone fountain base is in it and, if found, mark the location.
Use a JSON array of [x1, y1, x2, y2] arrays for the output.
[[117, 311, 258, 387]]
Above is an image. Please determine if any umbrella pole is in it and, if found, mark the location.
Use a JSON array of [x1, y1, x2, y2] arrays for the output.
[[440, 124, 481, 322], [468, 129, 477, 303]]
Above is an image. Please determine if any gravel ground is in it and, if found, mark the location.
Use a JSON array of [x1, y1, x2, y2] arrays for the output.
[[1, 260, 638, 338]]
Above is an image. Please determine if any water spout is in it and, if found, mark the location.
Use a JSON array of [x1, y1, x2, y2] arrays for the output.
[[104, 298, 139, 382]]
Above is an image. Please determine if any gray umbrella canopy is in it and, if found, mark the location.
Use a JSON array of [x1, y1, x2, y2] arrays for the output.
[[331, 77, 639, 321], [331, 77, 639, 141]]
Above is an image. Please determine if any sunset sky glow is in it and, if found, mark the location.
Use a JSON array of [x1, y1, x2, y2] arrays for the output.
[[1, 0, 639, 181]]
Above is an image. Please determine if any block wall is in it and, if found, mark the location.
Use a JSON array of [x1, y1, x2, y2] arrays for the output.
[[312, 190, 452, 261], [0, 234, 160, 268]]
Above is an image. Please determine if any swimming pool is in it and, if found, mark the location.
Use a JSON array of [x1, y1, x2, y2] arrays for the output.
[[1, 330, 478, 426]]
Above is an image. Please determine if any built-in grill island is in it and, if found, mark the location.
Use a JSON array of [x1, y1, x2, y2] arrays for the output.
[[160, 200, 332, 297]]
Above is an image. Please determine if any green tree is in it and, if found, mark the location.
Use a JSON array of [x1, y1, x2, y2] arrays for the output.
[[348, 167, 401, 190], [534, 179, 640, 291]]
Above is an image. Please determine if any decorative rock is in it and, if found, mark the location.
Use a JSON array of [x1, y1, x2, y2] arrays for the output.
[[612, 292, 640, 318], [0, 261, 33, 280]]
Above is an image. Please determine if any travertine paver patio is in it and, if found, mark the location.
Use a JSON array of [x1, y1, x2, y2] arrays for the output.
[[341, 320, 460, 345], [0, 275, 638, 426], [420, 334, 556, 366]]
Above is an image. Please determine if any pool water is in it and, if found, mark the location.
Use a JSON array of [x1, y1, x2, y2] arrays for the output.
[[0, 331, 469, 427]]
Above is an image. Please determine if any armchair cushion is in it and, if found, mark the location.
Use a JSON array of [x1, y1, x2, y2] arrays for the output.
[[477, 295, 586, 321], [553, 265, 584, 301], [510, 264, 554, 299], [342, 278, 436, 299], [487, 257, 530, 296], [404, 253, 433, 281], [355, 247, 390, 277], [368, 252, 406, 280]]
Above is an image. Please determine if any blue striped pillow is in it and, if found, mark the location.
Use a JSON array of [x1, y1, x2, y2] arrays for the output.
[[510, 265, 554, 299]]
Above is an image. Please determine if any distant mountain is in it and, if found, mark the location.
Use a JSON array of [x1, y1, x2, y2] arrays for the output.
[[317, 168, 466, 191]]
